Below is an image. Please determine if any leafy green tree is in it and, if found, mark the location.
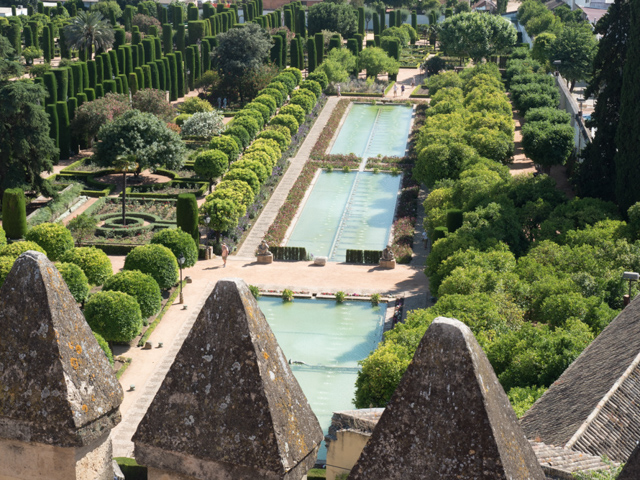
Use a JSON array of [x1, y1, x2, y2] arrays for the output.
[[438, 12, 516, 64], [124, 244, 179, 290], [521, 121, 574, 173], [614, 0, 640, 213], [316, 47, 357, 83], [201, 197, 241, 242], [213, 23, 272, 103], [102, 270, 162, 319], [574, 0, 629, 202], [67, 213, 98, 246], [151, 228, 198, 269], [531, 32, 556, 66], [95, 109, 186, 173], [194, 149, 228, 193], [90, 1, 122, 22], [0, 33, 22, 81], [358, 47, 399, 78], [507, 386, 547, 418], [0, 81, 57, 198], [84, 290, 143, 342], [308, 2, 357, 38], [64, 11, 115, 60], [549, 23, 597, 91], [414, 142, 478, 187]]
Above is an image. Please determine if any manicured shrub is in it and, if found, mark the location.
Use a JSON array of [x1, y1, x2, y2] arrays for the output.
[[59, 247, 113, 285], [232, 115, 260, 138], [446, 209, 463, 233], [258, 87, 283, 107], [244, 102, 271, 125], [248, 138, 282, 160], [234, 109, 264, 129], [180, 111, 225, 138], [25, 223, 74, 261], [279, 104, 306, 125], [0, 257, 14, 288], [230, 159, 268, 183], [267, 81, 288, 98], [274, 72, 296, 92], [212, 179, 255, 208], [0, 241, 46, 259], [225, 125, 251, 148], [0, 227, 5, 247], [103, 269, 162, 318], [178, 97, 214, 114], [290, 92, 314, 114], [243, 151, 274, 173], [257, 129, 289, 149], [253, 94, 277, 116], [307, 70, 328, 90], [176, 193, 200, 244], [124, 244, 179, 289], [209, 135, 240, 161], [151, 228, 198, 268], [194, 149, 229, 189], [270, 114, 299, 136], [174, 113, 192, 126], [93, 332, 114, 366], [56, 262, 89, 303], [224, 168, 261, 194], [84, 291, 143, 343], [2, 188, 27, 240]]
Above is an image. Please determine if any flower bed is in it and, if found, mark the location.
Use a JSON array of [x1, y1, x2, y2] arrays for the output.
[[310, 99, 351, 161]]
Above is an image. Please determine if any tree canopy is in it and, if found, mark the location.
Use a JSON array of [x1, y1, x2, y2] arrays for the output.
[[549, 22, 598, 91], [308, 2, 358, 38]]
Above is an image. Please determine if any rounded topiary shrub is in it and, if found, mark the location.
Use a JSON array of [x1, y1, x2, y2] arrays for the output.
[[300, 79, 322, 98], [259, 87, 283, 107], [224, 168, 261, 195], [0, 241, 47, 259], [0, 256, 15, 288], [274, 72, 296, 92], [283, 67, 302, 85], [267, 81, 288, 98], [290, 93, 314, 114], [214, 179, 255, 208], [230, 159, 268, 183], [2, 188, 27, 240], [279, 104, 306, 126], [84, 290, 143, 343], [232, 115, 260, 139], [225, 125, 251, 148], [209, 135, 240, 161], [0, 227, 6, 247], [150, 228, 198, 268], [194, 149, 229, 187], [242, 151, 274, 174], [234, 108, 264, 128], [174, 113, 192, 126], [93, 332, 114, 366], [308, 70, 328, 90], [253, 94, 277, 116], [257, 129, 289, 150], [270, 114, 299, 136], [248, 138, 282, 160], [103, 269, 162, 319], [124, 244, 178, 289], [25, 223, 74, 261], [245, 101, 271, 123], [59, 247, 112, 285], [56, 262, 89, 303]]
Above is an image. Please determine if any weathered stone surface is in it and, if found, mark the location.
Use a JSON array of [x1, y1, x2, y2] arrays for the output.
[[349, 317, 546, 480], [257, 253, 273, 264], [313, 256, 327, 266], [379, 259, 396, 269], [0, 251, 123, 448], [617, 442, 640, 480], [133, 278, 323, 480]]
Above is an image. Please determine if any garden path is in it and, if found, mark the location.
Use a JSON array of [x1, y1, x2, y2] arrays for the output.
[[235, 96, 341, 258]]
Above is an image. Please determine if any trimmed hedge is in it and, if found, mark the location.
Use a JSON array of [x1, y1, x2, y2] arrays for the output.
[[278, 103, 306, 126], [270, 246, 307, 261], [223, 168, 260, 195], [3, 188, 27, 240], [59, 247, 113, 285], [25, 223, 74, 261], [269, 114, 299, 136], [93, 332, 114, 366], [84, 291, 143, 343], [177, 193, 199, 244], [103, 269, 162, 319], [124, 244, 179, 289], [0, 256, 14, 288], [230, 159, 268, 183], [446, 209, 463, 233], [56, 262, 89, 303], [0, 241, 47, 259], [209, 136, 240, 161], [150, 228, 198, 268], [345, 249, 382, 264]]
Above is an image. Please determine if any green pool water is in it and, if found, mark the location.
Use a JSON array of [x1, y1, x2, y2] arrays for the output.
[[259, 297, 386, 462], [330, 104, 414, 158], [285, 171, 401, 261]]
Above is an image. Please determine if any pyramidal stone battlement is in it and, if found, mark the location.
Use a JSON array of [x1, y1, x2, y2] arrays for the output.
[[133, 278, 323, 480], [0, 251, 123, 446], [349, 317, 546, 480], [0, 251, 123, 480]]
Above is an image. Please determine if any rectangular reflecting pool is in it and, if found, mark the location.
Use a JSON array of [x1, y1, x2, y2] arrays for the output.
[[259, 297, 386, 462], [285, 171, 401, 261], [330, 104, 414, 158]]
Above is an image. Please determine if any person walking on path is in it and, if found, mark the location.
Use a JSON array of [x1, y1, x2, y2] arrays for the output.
[[337, 84, 341, 97], [393, 83, 398, 97], [401, 84, 405, 95], [221, 243, 229, 267]]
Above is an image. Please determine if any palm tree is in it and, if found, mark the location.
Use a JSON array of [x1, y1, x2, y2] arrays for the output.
[[114, 154, 138, 226], [64, 11, 114, 60]]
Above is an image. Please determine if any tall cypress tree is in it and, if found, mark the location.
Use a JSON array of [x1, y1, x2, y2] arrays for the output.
[[56, 101, 70, 160], [307, 37, 316, 72], [574, 0, 629, 203], [614, 0, 640, 213]]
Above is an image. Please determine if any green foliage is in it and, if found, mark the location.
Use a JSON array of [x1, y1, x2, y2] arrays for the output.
[[0, 227, 5, 247], [176, 193, 199, 244], [124, 244, 179, 289], [521, 121, 574, 170], [307, 70, 329, 90], [572, 458, 624, 480], [507, 386, 547, 418], [244, 101, 271, 124], [201, 196, 241, 238], [95, 110, 186, 171], [25, 223, 74, 261], [359, 46, 399, 78], [224, 168, 260, 195], [209, 136, 240, 162], [269, 114, 299, 137], [308, 2, 357, 38], [279, 104, 306, 126], [84, 290, 143, 343], [550, 22, 597, 90], [178, 97, 214, 114], [151, 228, 198, 269], [0, 241, 47, 259], [63, 11, 115, 59], [59, 247, 112, 285], [225, 125, 250, 149], [56, 261, 89, 303], [67, 213, 98, 247], [103, 269, 162, 318], [0, 256, 14, 288], [194, 149, 229, 187], [2, 188, 27, 240], [93, 332, 114, 366]]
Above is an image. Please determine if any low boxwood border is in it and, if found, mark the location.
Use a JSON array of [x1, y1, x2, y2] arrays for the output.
[[137, 280, 186, 346], [123, 180, 209, 199]]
